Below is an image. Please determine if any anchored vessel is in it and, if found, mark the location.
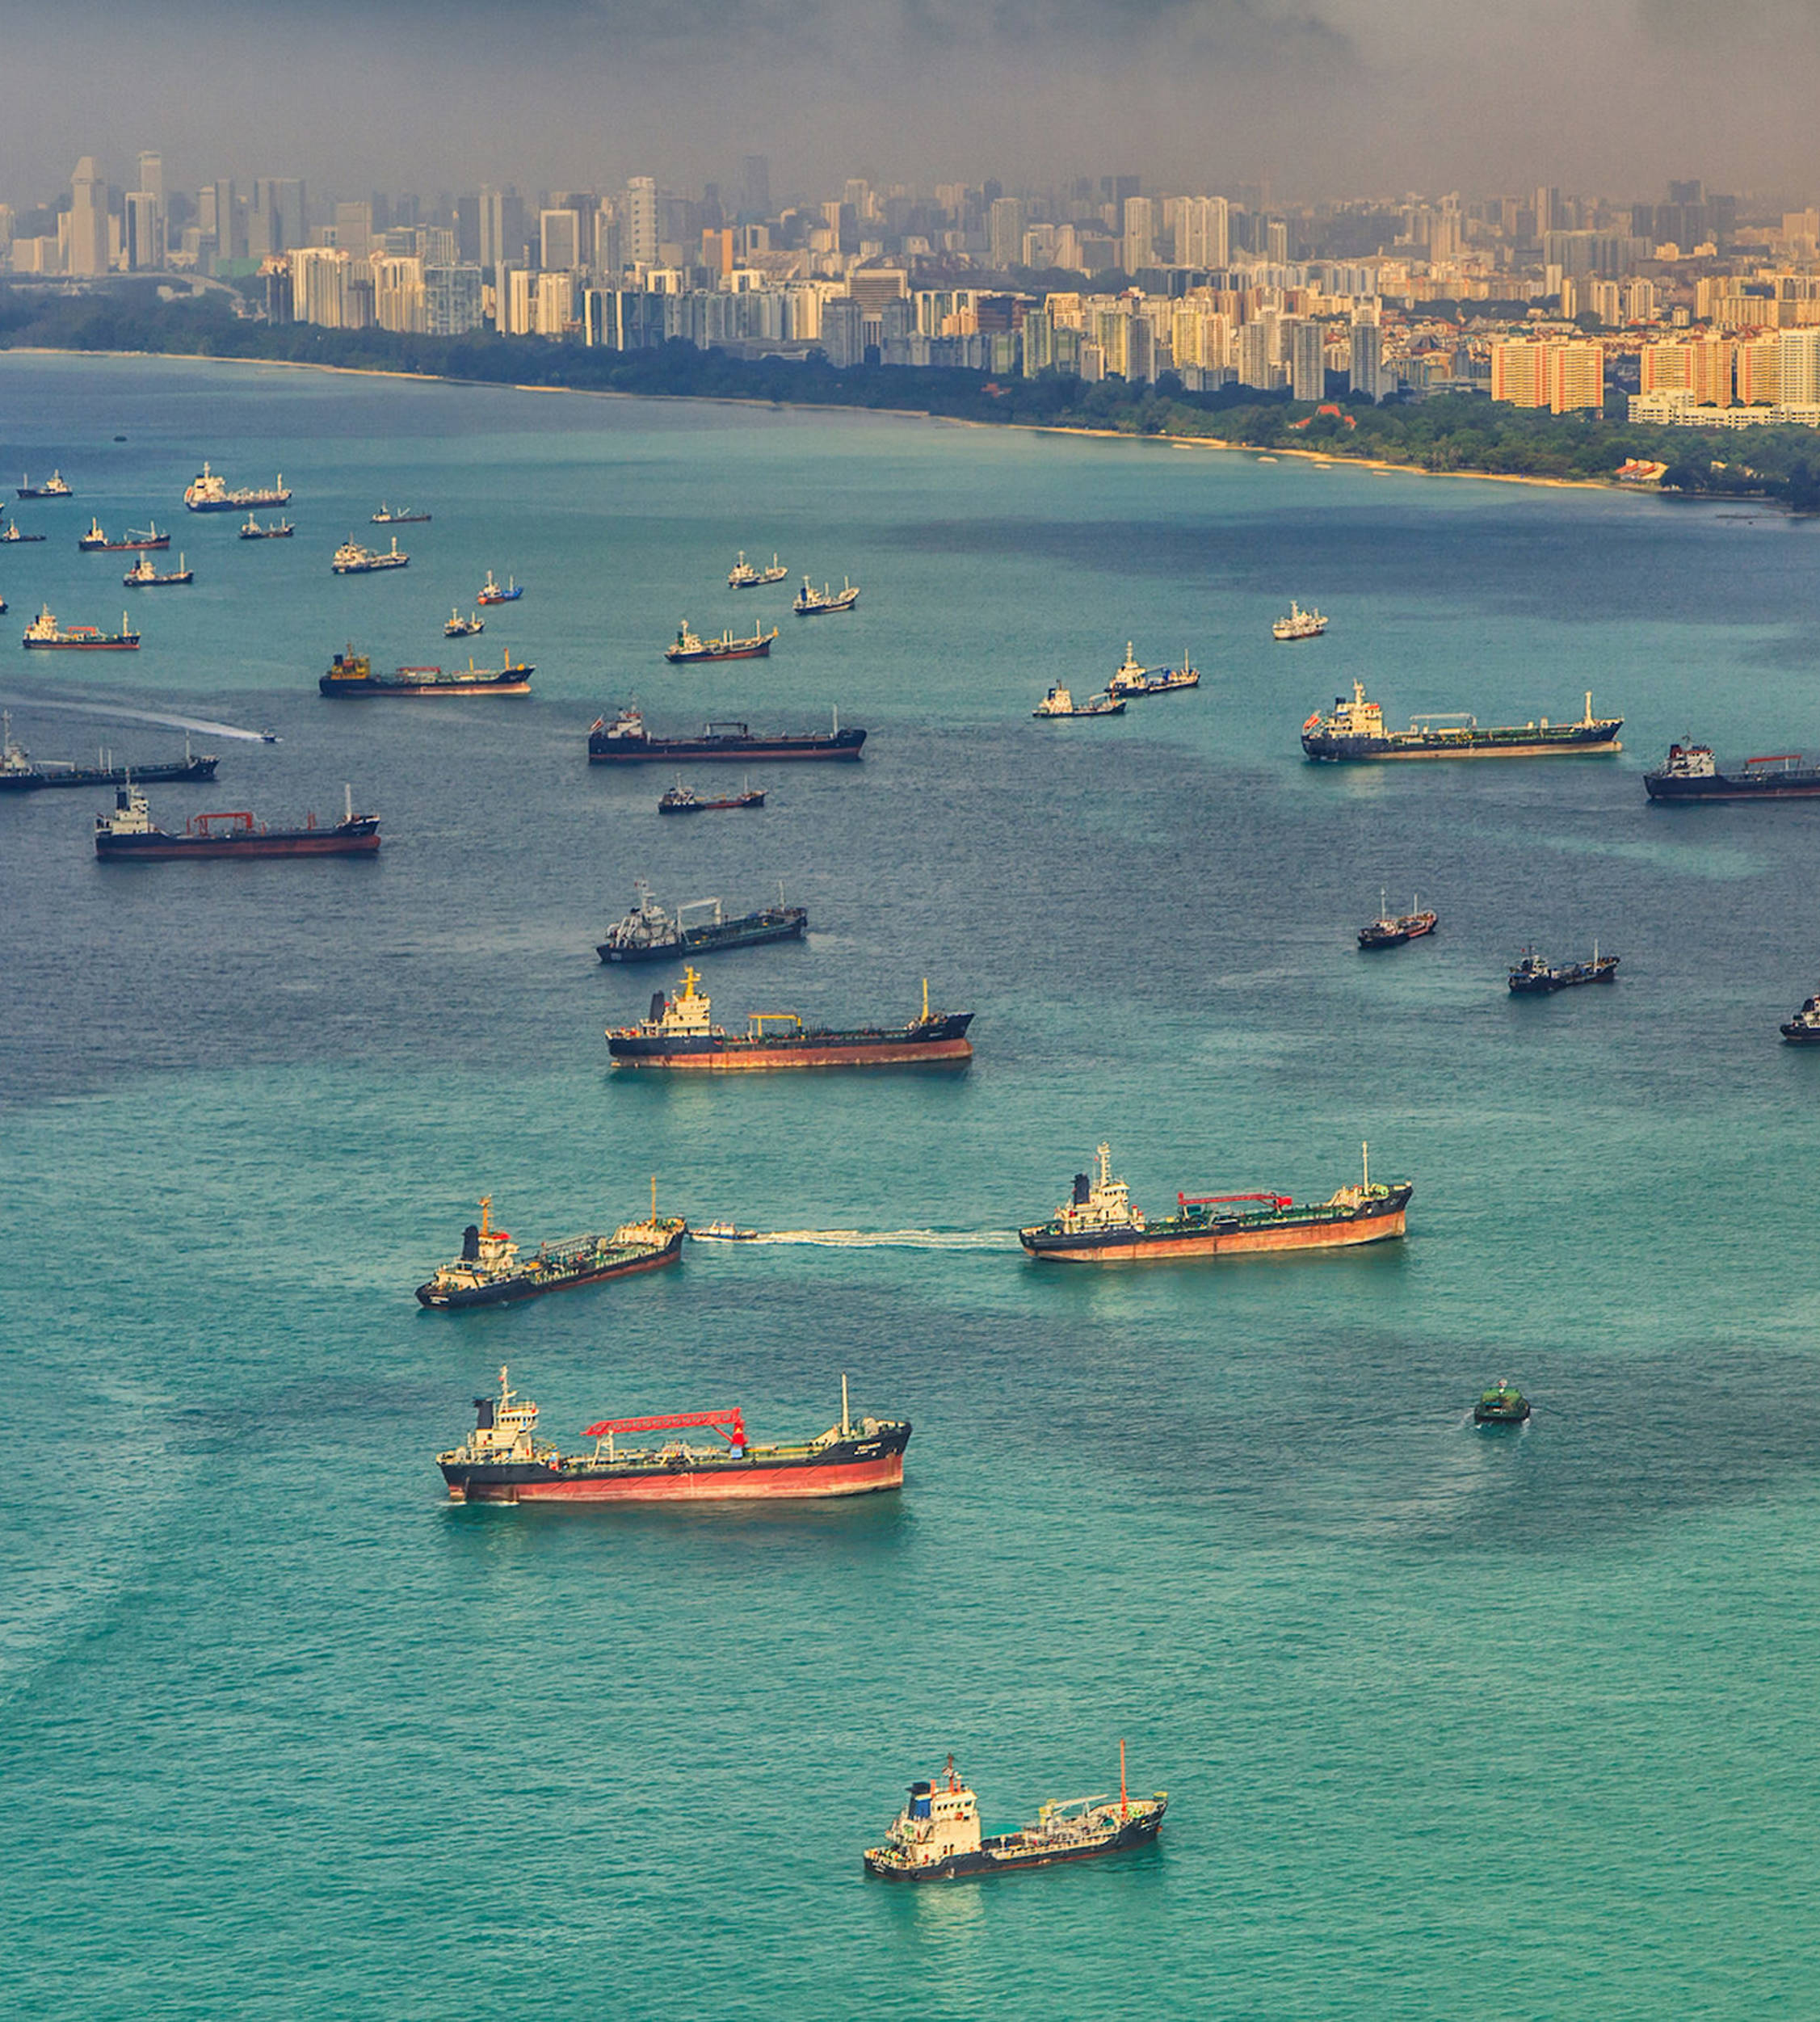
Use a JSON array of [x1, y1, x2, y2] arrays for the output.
[[437, 1369, 909, 1504], [0, 519, 47, 542], [658, 779, 764, 813], [0, 714, 216, 792], [372, 504, 431, 523], [1107, 644, 1200, 699], [239, 515, 294, 540], [94, 782, 380, 859], [185, 464, 289, 512], [416, 1189, 685, 1309], [443, 608, 485, 637], [1507, 948, 1618, 993], [80, 518, 169, 553], [864, 1750, 1166, 1882], [1019, 1142, 1411, 1263], [23, 606, 139, 649], [1644, 742, 1820, 801], [665, 621, 779, 664], [1034, 684, 1125, 718], [1304, 683, 1622, 761], [729, 551, 789, 588], [597, 882, 808, 964], [589, 706, 865, 763], [1359, 891, 1438, 948], [1273, 600, 1328, 641], [1474, 1381, 1532, 1425], [1781, 989, 1820, 1043], [793, 575, 860, 615], [124, 552, 192, 587], [607, 969, 973, 1070], [319, 645, 532, 697], [18, 470, 74, 499], [332, 536, 410, 574], [476, 571, 522, 604]]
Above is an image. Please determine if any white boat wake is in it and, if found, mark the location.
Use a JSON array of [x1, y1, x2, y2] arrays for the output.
[[0, 696, 271, 742], [745, 1228, 1016, 1250]]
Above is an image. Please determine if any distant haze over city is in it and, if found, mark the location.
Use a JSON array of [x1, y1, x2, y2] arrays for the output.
[[11, 0, 1820, 200]]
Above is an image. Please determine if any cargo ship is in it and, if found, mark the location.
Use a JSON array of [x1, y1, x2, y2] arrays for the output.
[[23, 606, 139, 649], [372, 504, 431, 523], [123, 552, 192, 587], [1358, 891, 1437, 948], [864, 1750, 1166, 1882], [729, 551, 788, 588], [79, 518, 169, 553], [1302, 683, 1622, 762], [658, 780, 764, 813], [1508, 948, 1618, 993], [437, 1368, 909, 1504], [94, 782, 380, 860], [185, 464, 290, 512], [0, 713, 216, 792], [1019, 1141, 1411, 1263], [664, 620, 778, 664], [1780, 989, 1820, 1043], [239, 514, 293, 540], [1106, 644, 1200, 699], [443, 608, 485, 637], [18, 471, 73, 499], [319, 645, 532, 697], [1644, 742, 1820, 801], [597, 881, 809, 964], [1273, 600, 1328, 641], [0, 519, 47, 543], [793, 576, 859, 615], [1034, 685, 1125, 717], [332, 536, 409, 574], [476, 571, 522, 605], [415, 1188, 684, 1308], [607, 969, 973, 1070], [588, 705, 865, 763]]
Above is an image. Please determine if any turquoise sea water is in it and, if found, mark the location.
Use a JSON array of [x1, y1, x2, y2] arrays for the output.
[[5, 353, 1820, 2018]]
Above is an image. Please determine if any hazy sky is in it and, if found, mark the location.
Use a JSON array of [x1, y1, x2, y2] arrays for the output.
[[6, 0, 1820, 208]]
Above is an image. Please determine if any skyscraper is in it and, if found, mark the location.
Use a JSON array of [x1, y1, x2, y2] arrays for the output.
[[124, 191, 161, 271], [334, 200, 372, 263], [988, 196, 1024, 271], [625, 177, 659, 267], [1348, 319, 1382, 401], [740, 154, 770, 219], [1177, 195, 1229, 270], [540, 208, 582, 273], [137, 152, 164, 208], [1290, 319, 1326, 400], [425, 265, 484, 336], [1121, 196, 1155, 275], [69, 157, 107, 276]]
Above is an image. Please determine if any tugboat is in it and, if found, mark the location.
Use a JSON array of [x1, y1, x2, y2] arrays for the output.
[[0, 713, 216, 792], [79, 519, 170, 553], [658, 779, 765, 813], [18, 471, 74, 499], [1019, 1141, 1411, 1263], [332, 536, 409, 574], [607, 969, 973, 1070], [1644, 742, 1820, 802], [1033, 684, 1125, 718], [729, 551, 789, 589], [239, 514, 294, 540], [372, 503, 431, 523], [319, 645, 532, 697], [443, 608, 485, 638], [863, 1749, 1166, 1882], [1507, 948, 1619, 994], [23, 607, 139, 649], [185, 464, 289, 511], [437, 1369, 909, 1503], [1358, 891, 1438, 949], [415, 1188, 685, 1308], [664, 621, 779, 664], [1106, 645, 1200, 699], [1780, 990, 1820, 1043], [94, 782, 380, 859], [793, 575, 860, 616], [1273, 600, 1328, 641], [589, 705, 865, 763], [1473, 1381, 1532, 1425], [123, 552, 193, 587], [597, 881, 809, 964], [1303, 683, 1622, 762], [476, 570, 522, 605]]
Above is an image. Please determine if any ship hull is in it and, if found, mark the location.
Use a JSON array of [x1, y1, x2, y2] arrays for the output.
[[598, 909, 809, 963], [1781, 1024, 1820, 1044], [97, 823, 380, 861], [591, 729, 866, 763], [609, 1015, 973, 1070], [1021, 1186, 1411, 1263], [1, 756, 217, 792], [443, 1427, 908, 1503], [1646, 772, 1820, 801], [417, 1229, 683, 1308], [321, 675, 531, 697], [189, 493, 289, 513], [864, 1813, 1164, 1881], [23, 637, 138, 650], [1304, 725, 1621, 762]]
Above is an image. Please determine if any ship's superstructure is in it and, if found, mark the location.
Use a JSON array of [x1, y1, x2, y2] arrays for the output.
[[1302, 683, 1622, 762]]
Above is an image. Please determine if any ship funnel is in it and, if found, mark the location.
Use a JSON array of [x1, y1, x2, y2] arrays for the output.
[[473, 1396, 495, 1430], [462, 1223, 481, 1260], [649, 990, 666, 1021], [1073, 1172, 1091, 1204]]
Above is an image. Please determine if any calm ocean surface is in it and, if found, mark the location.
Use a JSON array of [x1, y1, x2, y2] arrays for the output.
[[4, 352, 1819, 2019]]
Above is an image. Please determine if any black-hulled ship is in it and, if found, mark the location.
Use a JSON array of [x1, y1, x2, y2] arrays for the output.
[[864, 1751, 1166, 1882], [1303, 682, 1622, 762], [597, 881, 809, 963], [658, 780, 764, 813], [1644, 742, 1820, 801], [1780, 990, 1820, 1044], [588, 705, 865, 763], [415, 1192, 685, 1308], [1508, 948, 1619, 994], [17, 471, 73, 499], [607, 969, 972, 1070], [320, 645, 532, 697], [1358, 891, 1438, 948], [0, 713, 216, 792]]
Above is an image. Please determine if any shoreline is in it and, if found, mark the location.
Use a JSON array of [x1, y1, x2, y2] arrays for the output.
[[5, 342, 1647, 497]]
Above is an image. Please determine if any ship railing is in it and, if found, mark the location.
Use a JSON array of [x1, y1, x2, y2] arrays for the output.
[[1405, 713, 1479, 729]]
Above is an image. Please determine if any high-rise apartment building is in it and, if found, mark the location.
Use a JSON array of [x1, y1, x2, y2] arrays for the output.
[[821, 298, 865, 367], [478, 187, 525, 275], [535, 270, 574, 336], [1236, 319, 1272, 389], [1490, 338, 1604, 414], [540, 208, 582, 273], [1776, 328, 1820, 406], [1290, 319, 1326, 400], [1349, 318, 1383, 401], [137, 152, 164, 208], [740, 154, 770, 219], [625, 177, 659, 267], [989, 196, 1024, 271], [291, 246, 349, 327], [371, 255, 427, 333], [1122, 196, 1155, 275], [1177, 195, 1229, 270], [425, 264, 484, 336], [69, 157, 107, 276], [124, 191, 161, 271], [334, 201, 372, 263]]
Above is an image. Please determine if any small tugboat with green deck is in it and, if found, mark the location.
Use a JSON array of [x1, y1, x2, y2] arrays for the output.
[[1474, 1381, 1532, 1425]]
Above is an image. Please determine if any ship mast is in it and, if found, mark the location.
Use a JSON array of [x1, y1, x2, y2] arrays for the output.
[[1362, 1141, 1369, 1189], [1120, 1738, 1128, 1820], [841, 1372, 851, 1439]]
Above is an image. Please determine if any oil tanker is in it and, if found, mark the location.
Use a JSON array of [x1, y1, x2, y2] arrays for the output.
[[607, 968, 972, 1070], [1019, 1142, 1410, 1262], [588, 705, 865, 763], [438, 1369, 909, 1504], [0, 713, 217, 792], [1302, 682, 1621, 761], [415, 1191, 684, 1308], [94, 783, 380, 860], [596, 882, 809, 963], [1644, 742, 1820, 801], [319, 645, 533, 697]]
